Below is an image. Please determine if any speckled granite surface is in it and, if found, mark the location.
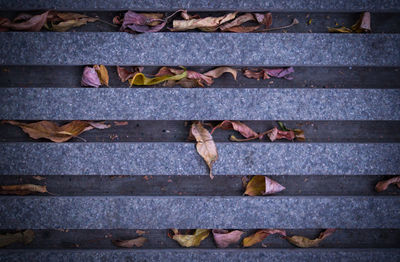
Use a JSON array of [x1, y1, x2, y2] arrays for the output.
[[0, 196, 398, 228], [0, 143, 399, 175], [1, 33, 399, 66], [0, 0, 399, 12], [1, 88, 399, 120]]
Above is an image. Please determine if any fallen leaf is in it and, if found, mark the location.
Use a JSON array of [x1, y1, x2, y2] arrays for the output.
[[171, 12, 237, 31], [204, 67, 238, 81], [328, 12, 370, 33], [190, 122, 218, 179], [136, 230, 147, 236], [285, 229, 336, 248], [0, 11, 49, 31], [0, 184, 48, 195], [220, 12, 272, 32], [244, 176, 285, 196], [375, 176, 400, 192], [171, 229, 210, 247], [267, 127, 295, 141], [117, 66, 143, 82], [129, 68, 187, 86], [2, 120, 110, 143], [112, 236, 146, 248], [180, 10, 201, 20], [81, 66, 101, 87], [120, 11, 166, 33], [45, 12, 98, 32], [94, 65, 109, 86], [32, 176, 46, 181], [211, 121, 258, 139], [243, 67, 294, 80], [0, 230, 34, 248], [212, 229, 244, 248], [243, 229, 286, 247], [114, 121, 129, 126]]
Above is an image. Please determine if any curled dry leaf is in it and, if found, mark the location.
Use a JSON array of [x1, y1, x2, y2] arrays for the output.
[[244, 176, 285, 196], [119, 11, 166, 33], [0, 230, 34, 248], [190, 122, 218, 179], [171, 12, 237, 31], [0, 184, 48, 195], [117, 66, 144, 83], [244, 67, 294, 80], [129, 68, 187, 86], [82, 65, 109, 87], [94, 65, 109, 86], [2, 120, 110, 143], [0, 11, 49, 32], [375, 176, 400, 192], [211, 120, 258, 139], [285, 228, 336, 248], [242, 229, 286, 247], [112, 236, 146, 248], [220, 12, 272, 33], [212, 229, 244, 248], [267, 127, 295, 141], [171, 229, 210, 247], [328, 12, 370, 33], [45, 12, 98, 32]]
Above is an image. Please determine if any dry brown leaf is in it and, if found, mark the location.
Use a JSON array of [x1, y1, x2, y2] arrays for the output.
[[171, 12, 237, 31], [211, 120, 258, 139], [190, 122, 218, 179], [2, 120, 110, 143], [114, 121, 129, 126], [267, 127, 295, 141], [136, 230, 147, 236], [112, 236, 146, 248], [45, 12, 97, 32], [0, 184, 48, 195], [212, 229, 244, 248], [117, 66, 143, 83], [244, 176, 285, 196], [0, 230, 34, 248], [375, 176, 400, 192], [220, 12, 272, 32], [32, 176, 46, 181], [94, 65, 109, 86], [243, 229, 286, 247], [171, 229, 210, 247], [285, 229, 336, 248], [204, 67, 238, 80], [0, 11, 49, 32], [244, 67, 294, 80]]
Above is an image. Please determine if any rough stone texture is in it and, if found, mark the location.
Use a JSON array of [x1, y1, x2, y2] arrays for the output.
[[0, 249, 399, 262], [1, 88, 399, 120], [0, 196, 398, 229], [1, 33, 399, 66], [0, 0, 399, 12], [0, 143, 399, 175]]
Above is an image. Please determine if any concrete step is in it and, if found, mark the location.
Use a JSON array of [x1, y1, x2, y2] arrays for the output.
[[1, 33, 399, 66], [1, 143, 399, 175]]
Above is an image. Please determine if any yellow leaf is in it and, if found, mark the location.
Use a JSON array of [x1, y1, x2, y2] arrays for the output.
[[190, 121, 218, 179], [242, 229, 286, 247], [94, 65, 109, 86], [129, 68, 187, 86], [172, 229, 210, 247], [328, 26, 353, 33], [0, 230, 34, 248]]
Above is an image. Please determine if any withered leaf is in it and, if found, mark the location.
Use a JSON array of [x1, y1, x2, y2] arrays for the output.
[[212, 229, 244, 248], [204, 67, 238, 81], [243, 229, 286, 247], [171, 12, 237, 31], [114, 121, 129, 126], [117, 66, 143, 83], [94, 65, 109, 86], [45, 12, 98, 32], [112, 236, 146, 248], [375, 176, 400, 192], [136, 230, 147, 235], [2, 120, 110, 143], [285, 228, 336, 248], [120, 11, 166, 33], [328, 12, 370, 33], [171, 229, 210, 247], [267, 127, 295, 141], [244, 67, 294, 80], [244, 176, 285, 196], [220, 12, 272, 33], [0, 230, 34, 248], [81, 66, 101, 87], [190, 122, 218, 179], [129, 68, 187, 86], [32, 176, 46, 181], [0, 11, 49, 32], [0, 184, 48, 195], [211, 120, 258, 139]]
